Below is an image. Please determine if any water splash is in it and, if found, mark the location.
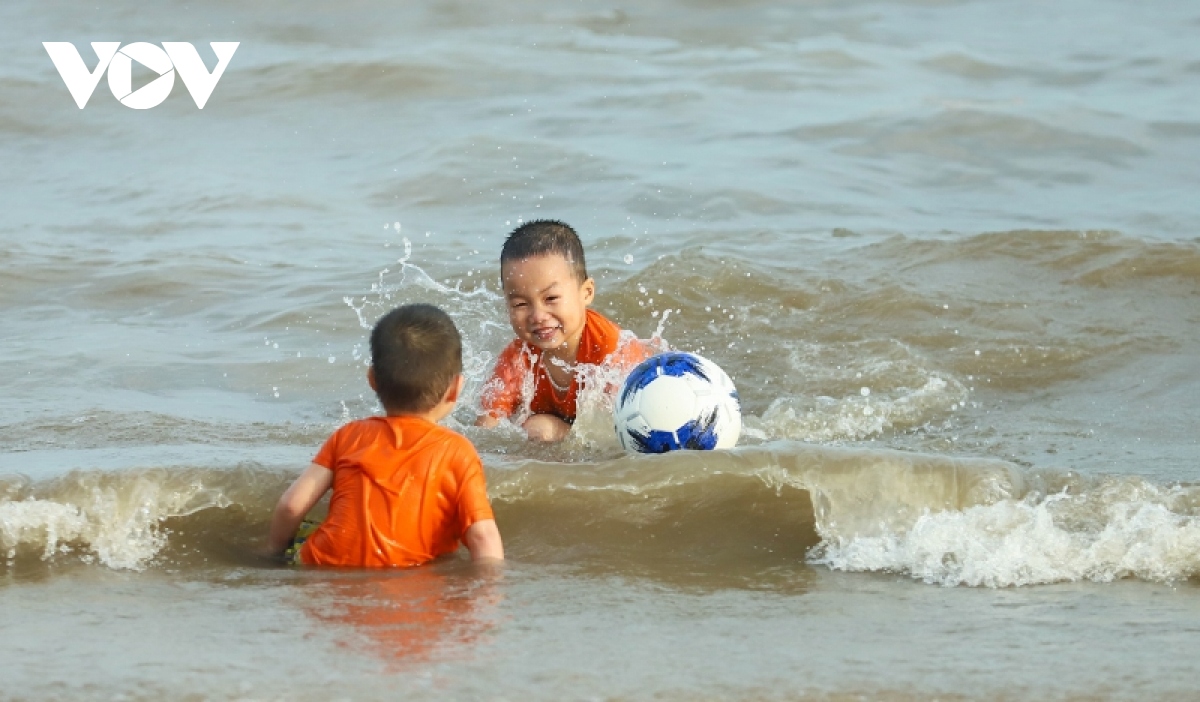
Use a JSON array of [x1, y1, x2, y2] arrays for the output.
[[811, 478, 1200, 587], [1, 469, 235, 571], [752, 375, 968, 442]]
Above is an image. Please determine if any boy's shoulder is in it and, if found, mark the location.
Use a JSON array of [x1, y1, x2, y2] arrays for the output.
[[579, 308, 629, 362], [322, 415, 384, 445], [321, 416, 481, 489], [327, 415, 476, 454], [585, 307, 620, 331]]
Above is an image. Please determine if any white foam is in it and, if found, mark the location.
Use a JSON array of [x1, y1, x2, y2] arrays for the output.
[[0, 472, 232, 571], [812, 486, 1200, 587], [0, 500, 88, 561], [752, 375, 967, 442]]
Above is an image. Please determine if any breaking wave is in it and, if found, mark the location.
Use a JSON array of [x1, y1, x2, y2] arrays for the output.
[[3, 445, 1198, 588]]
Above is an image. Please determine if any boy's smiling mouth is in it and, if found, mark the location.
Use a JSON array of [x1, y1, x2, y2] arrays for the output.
[[531, 325, 562, 342]]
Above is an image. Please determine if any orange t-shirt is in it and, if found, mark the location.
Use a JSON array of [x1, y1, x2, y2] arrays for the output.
[[299, 416, 495, 568], [479, 308, 650, 423]]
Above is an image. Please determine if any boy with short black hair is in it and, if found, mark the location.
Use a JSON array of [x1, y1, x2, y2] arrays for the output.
[[268, 303, 503, 566], [477, 219, 650, 442]]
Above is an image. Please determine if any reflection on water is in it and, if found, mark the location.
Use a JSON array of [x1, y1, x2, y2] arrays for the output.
[[293, 563, 504, 670]]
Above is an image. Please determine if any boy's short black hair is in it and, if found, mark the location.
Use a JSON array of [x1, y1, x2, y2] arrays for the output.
[[370, 304, 462, 413], [500, 219, 588, 282]]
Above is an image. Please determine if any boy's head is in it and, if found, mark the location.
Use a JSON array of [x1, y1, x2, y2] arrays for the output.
[[369, 303, 462, 414], [500, 219, 588, 282], [499, 220, 595, 354]]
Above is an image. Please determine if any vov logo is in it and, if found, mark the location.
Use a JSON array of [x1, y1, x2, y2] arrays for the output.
[[43, 42, 239, 109]]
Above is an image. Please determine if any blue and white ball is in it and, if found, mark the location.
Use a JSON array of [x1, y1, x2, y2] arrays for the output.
[[614, 352, 741, 453]]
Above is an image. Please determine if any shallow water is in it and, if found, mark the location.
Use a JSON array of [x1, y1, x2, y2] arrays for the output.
[[3, 0, 1200, 699]]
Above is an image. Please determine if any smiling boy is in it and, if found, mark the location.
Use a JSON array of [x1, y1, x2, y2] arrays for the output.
[[476, 220, 650, 442]]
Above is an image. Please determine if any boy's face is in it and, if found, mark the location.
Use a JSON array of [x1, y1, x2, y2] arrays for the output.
[[501, 254, 595, 356]]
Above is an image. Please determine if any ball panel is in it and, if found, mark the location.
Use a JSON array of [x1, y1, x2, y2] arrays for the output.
[[635, 375, 697, 429], [614, 351, 742, 453]]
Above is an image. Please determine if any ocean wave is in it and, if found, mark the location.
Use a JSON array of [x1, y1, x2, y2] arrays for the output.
[[0, 466, 284, 571], [751, 374, 967, 442], [813, 480, 1200, 587], [4, 445, 1197, 587], [228, 60, 455, 103], [0, 412, 332, 453], [871, 229, 1200, 289], [789, 109, 1147, 166]]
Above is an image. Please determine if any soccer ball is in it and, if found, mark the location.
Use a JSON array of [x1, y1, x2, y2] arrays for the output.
[[614, 351, 741, 453]]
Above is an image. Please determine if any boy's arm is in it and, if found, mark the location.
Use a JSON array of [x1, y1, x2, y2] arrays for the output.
[[266, 462, 333, 555], [476, 343, 526, 426], [463, 519, 504, 561]]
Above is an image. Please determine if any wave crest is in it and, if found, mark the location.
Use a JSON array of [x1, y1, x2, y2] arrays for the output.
[[813, 478, 1200, 587]]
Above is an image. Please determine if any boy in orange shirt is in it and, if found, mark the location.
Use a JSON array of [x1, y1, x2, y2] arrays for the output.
[[267, 303, 503, 566], [477, 220, 651, 442]]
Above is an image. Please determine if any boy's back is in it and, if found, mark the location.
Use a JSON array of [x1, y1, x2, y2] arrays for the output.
[[267, 303, 503, 567], [300, 415, 494, 568]]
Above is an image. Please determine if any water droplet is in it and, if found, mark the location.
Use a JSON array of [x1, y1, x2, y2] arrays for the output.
[[328, 356, 336, 364], [623, 254, 633, 264], [860, 387, 870, 397]]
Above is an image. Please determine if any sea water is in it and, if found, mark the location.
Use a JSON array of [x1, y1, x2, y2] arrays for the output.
[[3, 0, 1200, 699]]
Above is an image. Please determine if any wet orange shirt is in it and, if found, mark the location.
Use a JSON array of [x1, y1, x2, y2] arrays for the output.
[[299, 416, 495, 568], [480, 308, 650, 422]]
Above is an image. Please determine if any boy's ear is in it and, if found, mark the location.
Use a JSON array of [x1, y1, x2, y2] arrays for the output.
[[581, 277, 595, 306], [367, 366, 377, 392], [443, 374, 465, 404]]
